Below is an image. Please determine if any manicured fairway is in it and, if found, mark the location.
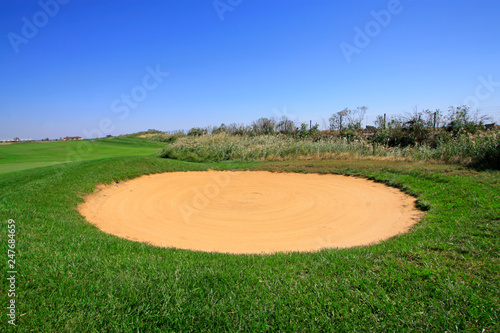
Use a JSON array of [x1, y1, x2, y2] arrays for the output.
[[0, 145, 498, 331], [0, 137, 164, 174]]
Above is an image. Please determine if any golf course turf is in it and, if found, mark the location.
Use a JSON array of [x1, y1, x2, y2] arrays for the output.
[[0, 137, 164, 174], [0, 138, 498, 331]]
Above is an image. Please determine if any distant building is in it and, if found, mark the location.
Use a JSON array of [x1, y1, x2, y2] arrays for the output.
[[363, 126, 377, 138], [364, 126, 377, 133], [63, 136, 83, 141], [485, 123, 496, 130]]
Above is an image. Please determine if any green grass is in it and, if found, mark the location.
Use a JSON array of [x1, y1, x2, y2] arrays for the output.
[[0, 142, 499, 331], [0, 137, 164, 174]]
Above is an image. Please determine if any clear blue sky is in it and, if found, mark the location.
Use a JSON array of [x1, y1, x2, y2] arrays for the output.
[[1, 0, 499, 140]]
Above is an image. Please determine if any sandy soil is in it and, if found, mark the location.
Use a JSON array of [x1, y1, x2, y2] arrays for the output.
[[78, 171, 424, 254]]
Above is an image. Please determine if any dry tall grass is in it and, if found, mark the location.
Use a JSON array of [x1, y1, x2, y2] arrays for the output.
[[157, 130, 500, 168]]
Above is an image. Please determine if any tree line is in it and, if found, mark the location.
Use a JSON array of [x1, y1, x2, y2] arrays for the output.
[[163, 105, 494, 146]]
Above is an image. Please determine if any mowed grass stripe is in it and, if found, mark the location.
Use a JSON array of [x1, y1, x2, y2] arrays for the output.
[[0, 155, 498, 331], [0, 137, 164, 174]]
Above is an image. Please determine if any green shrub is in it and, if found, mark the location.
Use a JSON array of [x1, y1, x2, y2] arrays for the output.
[[148, 133, 184, 143]]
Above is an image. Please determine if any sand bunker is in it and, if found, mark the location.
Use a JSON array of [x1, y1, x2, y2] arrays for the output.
[[78, 171, 423, 254]]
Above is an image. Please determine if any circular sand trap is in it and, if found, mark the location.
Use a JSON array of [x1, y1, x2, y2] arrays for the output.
[[78, 171, 423, 254]]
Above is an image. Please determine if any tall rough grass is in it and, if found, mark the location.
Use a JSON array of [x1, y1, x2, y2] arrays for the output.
[[432, 130, 500, 168], [157, 130, 500, 168], [159, 133, 371, 162]]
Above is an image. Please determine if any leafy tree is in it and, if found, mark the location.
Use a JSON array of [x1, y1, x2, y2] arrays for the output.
[[373, 109, 441, 147], [276, 116, 295, 134], [297, 122, 320, 139], [329, 106, 367, 131], [346, 106, 367, 130], [446, 105, 489, 134], [226, 123, 251, 136], [146, 129, 163, 134], [309, 123, 320, 140], [252, 118, 276, 135], [329, 108, 349, 131], [187, 127, 206, 136], [212, 123, 228, 135]]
